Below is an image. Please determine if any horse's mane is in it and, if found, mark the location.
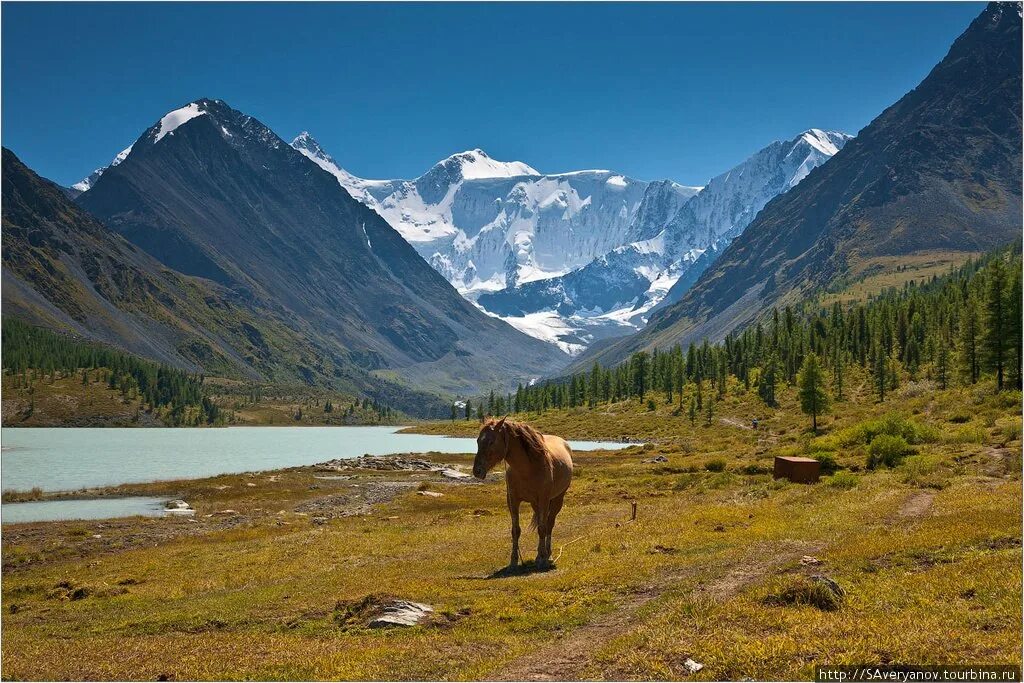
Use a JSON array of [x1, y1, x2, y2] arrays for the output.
[[491, 419, 546, 462]]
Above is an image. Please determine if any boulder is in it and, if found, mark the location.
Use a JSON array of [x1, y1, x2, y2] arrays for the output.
[[367, 600, 434, 628]]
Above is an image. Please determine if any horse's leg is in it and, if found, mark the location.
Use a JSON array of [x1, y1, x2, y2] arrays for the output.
[[532, 500, 550, 568], [507, 493, 521, 569], [544, 493, 565, 565]]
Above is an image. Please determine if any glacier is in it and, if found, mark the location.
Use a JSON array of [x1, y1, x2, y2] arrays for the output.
[[289, 129, 850, 355], [75, 122, 850, 357]]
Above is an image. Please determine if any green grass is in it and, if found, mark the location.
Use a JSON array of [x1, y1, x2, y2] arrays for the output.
[[2, 373, 1020, 680]]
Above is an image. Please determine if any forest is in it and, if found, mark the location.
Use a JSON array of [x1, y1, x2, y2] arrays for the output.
[[2, 319, 222, 426], [476, 247, 1023, 421]]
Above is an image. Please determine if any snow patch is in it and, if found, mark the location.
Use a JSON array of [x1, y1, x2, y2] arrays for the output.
[[153, 103, 206, 143], [71, 144, 133, 193]]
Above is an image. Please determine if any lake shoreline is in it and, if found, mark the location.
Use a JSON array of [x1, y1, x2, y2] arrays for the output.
[[0, 426, 634, 495]]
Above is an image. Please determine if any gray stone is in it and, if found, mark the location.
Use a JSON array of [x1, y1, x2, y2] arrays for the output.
[[684, 658, 704, 674], [367, 600, 434, 628], [811, 574, 845, 597]]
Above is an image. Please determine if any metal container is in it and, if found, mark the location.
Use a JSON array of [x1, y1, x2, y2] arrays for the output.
[[773, 456, 821, 483]]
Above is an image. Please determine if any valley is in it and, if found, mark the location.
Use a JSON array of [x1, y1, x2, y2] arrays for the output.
[[2, 362, 1020, 679], [0, 3, 1021, 681]]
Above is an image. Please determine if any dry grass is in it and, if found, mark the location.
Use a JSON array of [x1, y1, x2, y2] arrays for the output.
[[2, 375, 1020, 680]]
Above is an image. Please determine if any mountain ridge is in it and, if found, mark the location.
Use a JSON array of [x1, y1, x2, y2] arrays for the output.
[[65, 99, 567, 399], [567, 1, 1022, 373]]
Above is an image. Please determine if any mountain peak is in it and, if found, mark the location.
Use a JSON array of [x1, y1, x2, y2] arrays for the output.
[[431, 149, 540, 180], [797, 129, 852, 156], [71, 144, 133, 193], [290, 131, 333, 162]]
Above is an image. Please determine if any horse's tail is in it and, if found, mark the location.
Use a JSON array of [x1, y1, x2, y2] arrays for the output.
[[528, 508, 540, 532]]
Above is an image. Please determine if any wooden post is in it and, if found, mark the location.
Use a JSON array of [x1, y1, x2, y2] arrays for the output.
[[631, 501, 637, 521]]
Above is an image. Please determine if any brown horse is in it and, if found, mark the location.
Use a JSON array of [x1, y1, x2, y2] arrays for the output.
[[473, 417, 573, 569]]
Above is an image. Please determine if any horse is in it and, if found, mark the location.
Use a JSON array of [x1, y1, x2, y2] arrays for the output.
[[473, 417, 573, 570]]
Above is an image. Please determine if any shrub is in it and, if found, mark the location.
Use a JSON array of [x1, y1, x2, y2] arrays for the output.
[[813, 452, 840, 475], [838, 413, 938, 448], [996, 417, 1022, 442], [900, 454, 949, 489], [646, 399, 656, 412], [867, 434, 912, 469], [705, 458, 727, 472], [945, 425, 987, 445], [828, 471, 859, 489], [764, 576, 843, 611]]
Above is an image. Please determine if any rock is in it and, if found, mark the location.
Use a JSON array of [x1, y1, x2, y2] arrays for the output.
[[643, 455, 669, 463], [245, 483, 257, 488], [417, 490, 443, 497], [684, 658, 704, 674], [311, 516, 327, 526], [811, 574, 845, 598], [440, 468, 471, 480], [164, 500, 195, 516], [367, 600, 434, 628], [213, 509, 239, 516], [800, 555, 822, 566]]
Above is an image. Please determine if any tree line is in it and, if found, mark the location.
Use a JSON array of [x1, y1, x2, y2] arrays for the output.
[[2, 318, 223, 426], [464, 247, 1022, 425]]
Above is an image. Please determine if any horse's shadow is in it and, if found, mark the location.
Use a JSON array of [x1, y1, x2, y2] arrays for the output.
[[485, 560, 557, 579]]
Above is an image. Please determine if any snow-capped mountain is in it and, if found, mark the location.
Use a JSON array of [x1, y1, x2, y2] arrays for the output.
[[289, 134, 701, 299], [284, 130, 849, 354], [74, 124, 850, 356], [70, 144, 133, 194]]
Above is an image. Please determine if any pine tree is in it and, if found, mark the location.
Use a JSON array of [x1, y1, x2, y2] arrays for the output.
[[959, 303, 980, 384], [757, 352, 779, 407], [936, 345, 950, 390], [688, 398, 697, 426], [464, 400, 472, 420], [983, 257, 1009, 390], [704, 394, 715, 426], [874, 348, 887, 402], [832, 345, 844, 401], [631, 351, 649, 401], [798, 352, 830, 433]]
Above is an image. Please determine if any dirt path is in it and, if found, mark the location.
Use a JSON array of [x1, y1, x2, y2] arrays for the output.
[[719, 416, 753, 430], [895, 491, 935, 520], [493, 541, 818, 681]]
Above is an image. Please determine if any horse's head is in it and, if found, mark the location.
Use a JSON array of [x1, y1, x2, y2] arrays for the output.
[[473, 416, 508, 480]]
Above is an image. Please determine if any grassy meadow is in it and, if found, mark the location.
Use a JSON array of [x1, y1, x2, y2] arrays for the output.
[[1, 368, 1020, 680]]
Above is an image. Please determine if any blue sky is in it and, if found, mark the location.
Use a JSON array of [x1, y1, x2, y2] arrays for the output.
[[3, 2, 983, 187]]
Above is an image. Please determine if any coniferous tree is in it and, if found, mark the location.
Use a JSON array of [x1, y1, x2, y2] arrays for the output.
[[758, 352, 779, 407], [959, 303, 981, 384], [798, 352, 830, 433], [936, 345, 950, 390], [983, 256, 1009, 390], [631, 351, 649, 401]]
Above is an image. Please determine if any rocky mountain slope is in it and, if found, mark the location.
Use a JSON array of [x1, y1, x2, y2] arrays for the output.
[[570, 1, 1023, 372], [476, 130, 851, 352], [2, 148, 492, 416], [290, 130, 848, 354], [53, 99, 567, 401]]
